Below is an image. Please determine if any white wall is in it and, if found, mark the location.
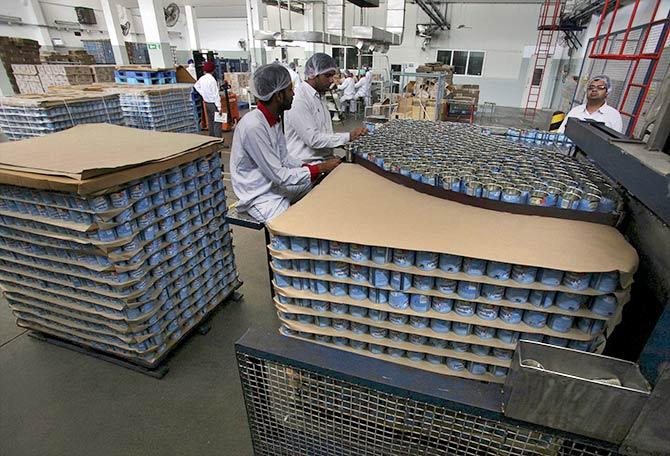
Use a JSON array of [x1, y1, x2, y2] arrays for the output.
[[197, 18, 248, 53]]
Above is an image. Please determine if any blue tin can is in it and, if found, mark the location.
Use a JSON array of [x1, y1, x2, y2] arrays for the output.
[[439, 254, 462, 272], [486, 261, 511, 280], [332, 318, 350, 331], [416, 251, 439, 271], [109, 189, 130, 208], [368, 309, 388, 321], [446, 358, 466, 371], [297, 314, 314, 324], [452, 322, 472, 336], [351, 322, 369, 334], [412, 274, 434, 291], [389, 291, 410, 309], [330, 302, 349, 314], [454, 300, 476, 317], [392, 249, 415, 268], [311, 260, 329, 276], [370, 326, 388, 339], [349, 243, 370, 262], [349, 264, 369, 282], [429, 337, 448, 348], [476, 303, 499, 320], [290, 236, 308, 252], [431, 297, 453, 313], [271, 235, 290, 250], [501, 187, 523, 204], [333, 336, 349, 346], [591, 294, 617, 317], [388, 348, 406, 358], [521, 332, 544, 342], [590, 271, 619, 293], [537, 268, 563, 286], [471, 344, 490, 356], [555, 292, 588, 311], [349, 284, 367, 300], [457, 281, 480, 300], [468, 361, 488, 376], [295, 259, 310, 273], [430, 319, 451, 333], [296, 299, 311, 308], [489, 366, 509, 377], [368, 289, 389, 304], [463, 257, 486, 276], [349, 305, 368, 318], [482, 183, 502, 201], [369, 268, 390, 287], [426, 354, 444, 365], [368, 344, 386, 355], [505, 287, 530, 304], [389, 329, 408, 342], [496, 329, 520, 344], [493, 348, 513, 360], [474, 325, 496, 339], [529, 289, 555, 308], [548, 314, 574, 333], [371, 246, 392, 264], [330, 261, 350, 279], [577, 317, 605, 335], [500, 307, 523, 324], [308, 238, 329, 256], [523, 310, 548, 328], [389, 312, 409, 325], [311, 300, 329, 312], [481, 284, 505, 301], [511, 265, 538, 284], [410, 294, 431, 312], [407, 351, 425, 362], [568, 340, 590, 351], [310, 279, 329, 295], [330, 282, 348, 296], [329, 241, 349, 258], [563, 271, 592, 291], [315, 334, 332, 343], [409, 333, 428, 345], [545, 336, 569, 347]]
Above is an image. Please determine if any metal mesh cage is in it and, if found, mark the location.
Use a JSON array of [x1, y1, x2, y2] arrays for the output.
[[237, 350, 622, 456]]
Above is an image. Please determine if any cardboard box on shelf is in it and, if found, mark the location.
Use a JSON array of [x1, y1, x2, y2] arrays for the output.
[[14, 75, 45, 94], [0, 37, 41, 93]]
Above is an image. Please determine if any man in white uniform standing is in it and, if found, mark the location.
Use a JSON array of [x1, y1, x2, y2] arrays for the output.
[[285, 53, 367, 163], [193, 61, 221, 138], [558, 75, 623, 134], [337, 70, 356, 114], [230, 64, 340, 223], [354, 68, 372, 107]]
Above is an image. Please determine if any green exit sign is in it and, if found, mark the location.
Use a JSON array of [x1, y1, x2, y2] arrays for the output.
[[147, 43, 160, 50]]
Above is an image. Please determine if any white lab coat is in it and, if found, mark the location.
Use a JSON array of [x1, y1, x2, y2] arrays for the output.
[[338, 77, 356, 102], [186, 64, 197, 80], [194, 73, 221, 109], [230, 108, 312, 222], [287, 66, 301, 88], [557, 102, 623, 133], [284, 81, 350, 163], [354, 72, 372, 106]]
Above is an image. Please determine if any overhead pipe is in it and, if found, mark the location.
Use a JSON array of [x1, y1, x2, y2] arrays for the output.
[[426, 0, 449, 29], [416, 0, 447, 29]]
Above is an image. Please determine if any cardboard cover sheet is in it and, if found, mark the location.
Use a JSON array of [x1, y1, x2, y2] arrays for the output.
[[268, 164, 638, 282], [0, 124, 220, 180]]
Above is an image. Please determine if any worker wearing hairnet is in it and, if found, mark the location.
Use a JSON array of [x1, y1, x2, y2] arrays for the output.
[[558, 75, 623, 133], [230, 64, 341, 223], [354, 68, 372, 107], [284, 53, 368, 163], [338, 70, 357, 113]]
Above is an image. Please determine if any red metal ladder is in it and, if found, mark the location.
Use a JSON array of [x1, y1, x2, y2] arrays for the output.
[[590, 0, 670, 136], [524, 0, 564, 117]]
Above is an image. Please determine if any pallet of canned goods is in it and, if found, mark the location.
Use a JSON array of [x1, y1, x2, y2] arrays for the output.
[[0, 92, 123, 141], [0, 124, 239, 368], [117, 84, 198, 133], [264, 164, 638, 383], [347, 120, 621, 224]]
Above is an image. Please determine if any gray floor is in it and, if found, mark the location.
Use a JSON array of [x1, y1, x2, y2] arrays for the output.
[[0, 105, 552, 456]]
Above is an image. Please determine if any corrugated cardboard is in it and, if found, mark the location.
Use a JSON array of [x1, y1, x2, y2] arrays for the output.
[[0, 124, 221, 193], [267, 164, 639, 285]]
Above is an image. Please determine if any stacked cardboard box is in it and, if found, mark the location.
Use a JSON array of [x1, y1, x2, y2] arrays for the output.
[[0, 92, 123, 140], [11, 64, 44, 94], [223, 72, 251, 95], [0, 125, 238, 367], [448, 84, 480, 107], [38, 64, 94, 89], [0, 37, 41, 93], [266, 165, 637, 383], [42, 50, 96, 65], [90, 65, 116, 83]]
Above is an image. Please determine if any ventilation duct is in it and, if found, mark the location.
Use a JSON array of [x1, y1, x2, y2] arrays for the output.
[[386, 0, 406, 42]]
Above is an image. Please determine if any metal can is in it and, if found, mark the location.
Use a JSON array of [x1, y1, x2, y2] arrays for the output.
[[578, 193, 601, 212], [557, 191, 581, 210], [464, 180, 483, 197], [501, 187, 523, 204], [528, 190, 552, 207], [563, 271, 592, 291], [482, 183, 502, 201]]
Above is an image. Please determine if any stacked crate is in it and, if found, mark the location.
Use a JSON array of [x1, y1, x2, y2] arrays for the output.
[[82, 40, 115, 64], [0, 125, 238, 367], [11, 64, 44, 94], [38, 64, 94, 89], [118, 85, 197, 133], [114, 67, 177, 85], [90, 65, 116, 83], [266, 165, 637, 384], [0, 37, 41, 94], [0, 93, 123, 140], [42, 50, 96, 64]]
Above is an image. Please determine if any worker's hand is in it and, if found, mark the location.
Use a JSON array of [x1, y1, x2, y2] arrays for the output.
[[317, 158, 341, 174], [349, 127, 368, 142]]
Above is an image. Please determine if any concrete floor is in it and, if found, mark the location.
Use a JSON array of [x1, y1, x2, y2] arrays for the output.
[[0, 104, 552, 456]]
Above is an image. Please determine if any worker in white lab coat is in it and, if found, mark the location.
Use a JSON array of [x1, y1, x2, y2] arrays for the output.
[[337, 70, 356, 113], [354, 68, 372, 107], [193, 61, 221, 137], [186, 59, 197, 80], [230, 64, 341, 223], [557, 75, 623, 134], [284, 53, 368, 163]]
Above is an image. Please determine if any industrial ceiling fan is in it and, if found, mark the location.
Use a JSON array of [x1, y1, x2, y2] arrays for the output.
[[164, 3, 180, 27], [120, 21, 130, 36]]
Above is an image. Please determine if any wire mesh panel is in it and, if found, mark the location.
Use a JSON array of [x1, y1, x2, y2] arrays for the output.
[[237, 350, 622, 456]]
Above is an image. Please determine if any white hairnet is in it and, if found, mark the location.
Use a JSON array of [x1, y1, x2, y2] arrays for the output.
[[250, 64, 292, 101], [589, 74, 612, 92], [304, 53, 338, 79]]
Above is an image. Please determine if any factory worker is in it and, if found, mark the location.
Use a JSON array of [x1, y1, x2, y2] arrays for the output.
[[284, 52, 368, 163], [558, 75, 623, 134], [337, 70, 357, 113], [354, 68, 372, 107], [230, 64, 341, 223], [186, 59, 197, 80], [193, 61, 222, 138]]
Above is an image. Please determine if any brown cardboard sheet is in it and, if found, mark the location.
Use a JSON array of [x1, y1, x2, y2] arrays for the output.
[[268, 164, 638, 286], [0, 124, 220, 181]]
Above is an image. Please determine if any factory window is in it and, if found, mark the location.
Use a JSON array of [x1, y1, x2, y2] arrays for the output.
[[436, 49, 485, 76]]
